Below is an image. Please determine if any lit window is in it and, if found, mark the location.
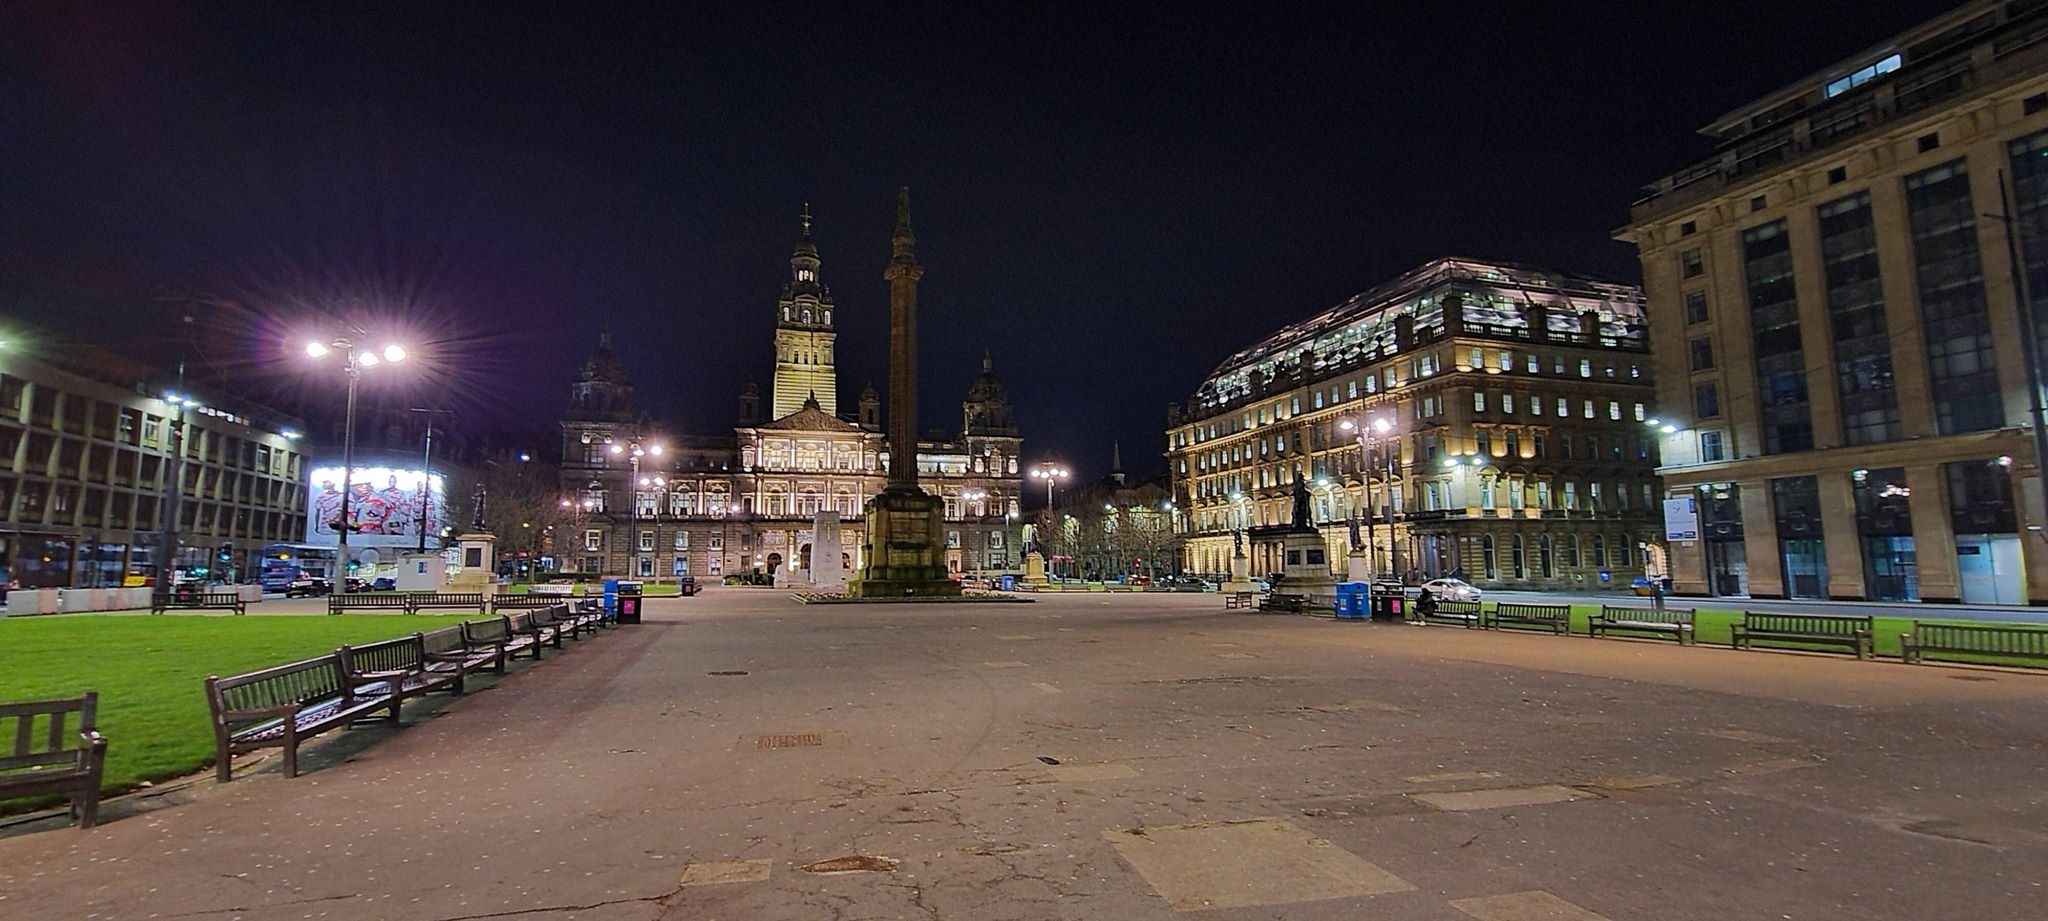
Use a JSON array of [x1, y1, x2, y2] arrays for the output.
[[1824, 53, 1900, 98]]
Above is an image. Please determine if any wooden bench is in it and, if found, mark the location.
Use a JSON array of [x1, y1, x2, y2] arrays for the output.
[[1901, 621, 2048, 668], [151, 590, 245, 614], [1590, 605, 1696, 645], [407, 592, 488, 612], [1258, 593, 1306, 613], [205, 656, 399, 781], [1413, 599, 1481, 627], [1224, 591, 1254, 610], [462, 614, 545, 661], [529, 603, 592, 641], [328, 593, 413, 615], [492, 594, 570, 614], [338, 634, 461, 716], [1730, 612, 1872, 659], [0, 693, 107, 828], [1483, 602, 1572, 634], [420, 625, 507, 688]]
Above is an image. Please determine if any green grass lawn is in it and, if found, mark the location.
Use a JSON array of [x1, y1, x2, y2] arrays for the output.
[[1, 614, 472, 810]]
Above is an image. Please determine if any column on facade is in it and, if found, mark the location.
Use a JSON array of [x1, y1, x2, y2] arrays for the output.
[[1867, 177, 1938, 437], [1785, 200, 1845, 450], [1737, 478, 1784, 598], [1964, 145, 2035, 430], [1816, 471, 1865, 600], [1905, 463, 1962, 602]]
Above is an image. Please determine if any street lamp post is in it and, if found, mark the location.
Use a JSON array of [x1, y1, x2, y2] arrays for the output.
[[408, 408, 453, 553], [1028, 462, 1069, 578], [610, 438, 662, 576], [306, 337, 406, 592], [1340, 416, 1396, 581]]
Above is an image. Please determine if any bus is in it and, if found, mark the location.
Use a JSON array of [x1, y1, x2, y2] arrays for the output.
[[259, 544, 339, 592]]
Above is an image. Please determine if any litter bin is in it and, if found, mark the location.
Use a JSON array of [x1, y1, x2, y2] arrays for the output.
[[602, 578, 620, 618], [616, 580, 644, 625], [1334, 582, 1369, 620], [1369, 581, 1406, 622]]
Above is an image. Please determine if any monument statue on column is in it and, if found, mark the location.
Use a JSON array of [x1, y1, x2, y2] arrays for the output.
[[855, 188, 963, 597]]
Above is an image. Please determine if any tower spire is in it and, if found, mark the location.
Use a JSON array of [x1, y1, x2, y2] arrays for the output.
[[1110, 440, 1126, 486]]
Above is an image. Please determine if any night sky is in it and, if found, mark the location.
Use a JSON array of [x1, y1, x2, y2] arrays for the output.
[[0, 1, 1962, 480]]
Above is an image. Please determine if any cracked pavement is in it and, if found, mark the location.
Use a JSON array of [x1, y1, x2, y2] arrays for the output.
[[2, 588, 2045, 919]]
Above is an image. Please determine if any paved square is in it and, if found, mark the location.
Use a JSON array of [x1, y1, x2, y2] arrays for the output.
[[1, 589, 2040, 921], [1103, 817, 1413, 910]]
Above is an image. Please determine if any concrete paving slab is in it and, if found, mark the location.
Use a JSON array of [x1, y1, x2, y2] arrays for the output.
[[1048, 762, 1142, 783], [1451, 890, 1613, 921], [1103, 817, 1414, 911], [1411, 785, 1591, 812]]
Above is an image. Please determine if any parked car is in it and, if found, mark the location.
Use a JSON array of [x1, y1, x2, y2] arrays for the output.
[[370, 577, 397, 591], [1419, 577, 1482, 602], [284, 576, 332, 597]]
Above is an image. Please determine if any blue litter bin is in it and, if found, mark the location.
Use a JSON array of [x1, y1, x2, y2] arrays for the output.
[[1000, 574, 1017, 591], [1334, 582, 1369, 620], [602, 578, 620, 617]]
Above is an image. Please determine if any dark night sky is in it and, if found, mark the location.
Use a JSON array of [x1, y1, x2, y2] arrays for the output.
[[0, 1, 1961, 479]]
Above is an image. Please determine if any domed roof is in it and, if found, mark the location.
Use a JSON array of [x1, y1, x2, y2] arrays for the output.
[[579, 329, 630, 386], [965, 352, 1008, 404]]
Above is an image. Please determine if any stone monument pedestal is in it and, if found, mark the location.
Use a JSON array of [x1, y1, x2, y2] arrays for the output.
[[809, 509, 850, 593], [1277, 531, 1337, 596], [1346, 549, 1370, 583], [855, 487, 962, 598], [1022, 551, 1049, 586], [447, 530, 501, 596], [1221, 551, 1257, 593]]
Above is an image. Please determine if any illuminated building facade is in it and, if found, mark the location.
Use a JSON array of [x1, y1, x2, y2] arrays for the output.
[[559, 208, 1024, 580], [1167, 258, 1661, 591]]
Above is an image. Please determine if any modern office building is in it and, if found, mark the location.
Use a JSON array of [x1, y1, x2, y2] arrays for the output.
[[1617, 0, 2048, 603], [0, 334, 308, 588], [1166, 258, 1661, 591]]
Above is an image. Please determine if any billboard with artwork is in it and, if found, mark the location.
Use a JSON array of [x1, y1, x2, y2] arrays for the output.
[[306, 465, 449, 547]]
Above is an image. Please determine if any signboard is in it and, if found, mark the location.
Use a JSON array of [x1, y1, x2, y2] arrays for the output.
[[306, 465, 448, 547], [1662, 496, 1699, 541]]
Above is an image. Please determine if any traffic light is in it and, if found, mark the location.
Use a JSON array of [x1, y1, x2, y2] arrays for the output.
[[217, 543, 233, 563]]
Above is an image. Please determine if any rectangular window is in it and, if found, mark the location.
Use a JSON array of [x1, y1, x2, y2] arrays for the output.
[[1743, 219, 1814, 453], [1818, 190, 1900, 445], [1700, 430, 1726, 462], [584, 529, 603, 552], [1684, 290, 1709, 325], [1694, 381, 1721, 418], [639, 530, 655, 551], [1526, 354, 1539, 374], [1473, 391, 1486, 412], [1556, 397, 1568, 417], [1680, 248, 1704, 278], [1687, 337, 1720, 370], [1823, 53, 1900, 98], [674, 531, 689, 550], [1502, 393, 1514, 414], [1907, 159, 2002, 433]]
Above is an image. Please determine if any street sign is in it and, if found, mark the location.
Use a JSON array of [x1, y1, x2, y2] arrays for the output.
[[1662, 496, 1699, 541]]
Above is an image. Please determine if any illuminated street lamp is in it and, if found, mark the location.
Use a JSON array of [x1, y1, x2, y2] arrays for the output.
[[306, 335, 407, 591], [1028, 461, 1070, 508], [1339, 415, 1398, 580]]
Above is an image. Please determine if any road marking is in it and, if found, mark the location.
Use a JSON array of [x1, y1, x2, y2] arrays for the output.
[[1104, 817, 1411, 911], [1411, 785, 1589, 812], [1451, 890, 1613, 920], [1031, 682, 1063, 694], [983, 660, 1030, 668], [1215, 652, 1259, 659], [1722, 757, 1821, 776], [678, 859, 772, 886]]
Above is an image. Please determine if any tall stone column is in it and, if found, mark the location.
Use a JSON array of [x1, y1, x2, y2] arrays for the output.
[[856, 188, 962, 597]]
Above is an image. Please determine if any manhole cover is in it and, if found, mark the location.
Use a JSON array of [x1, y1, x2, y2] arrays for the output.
[[709, 670, 750, 676], [756, 733, 823, 749], [801, 855, 898, 874]]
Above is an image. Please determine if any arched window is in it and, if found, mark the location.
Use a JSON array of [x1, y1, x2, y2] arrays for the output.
[[1538, 535, 1554, 578], [1481, 535, 1498, 580], [1511, 535, 1526, 579], [1592, 535, 1607, 568]]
